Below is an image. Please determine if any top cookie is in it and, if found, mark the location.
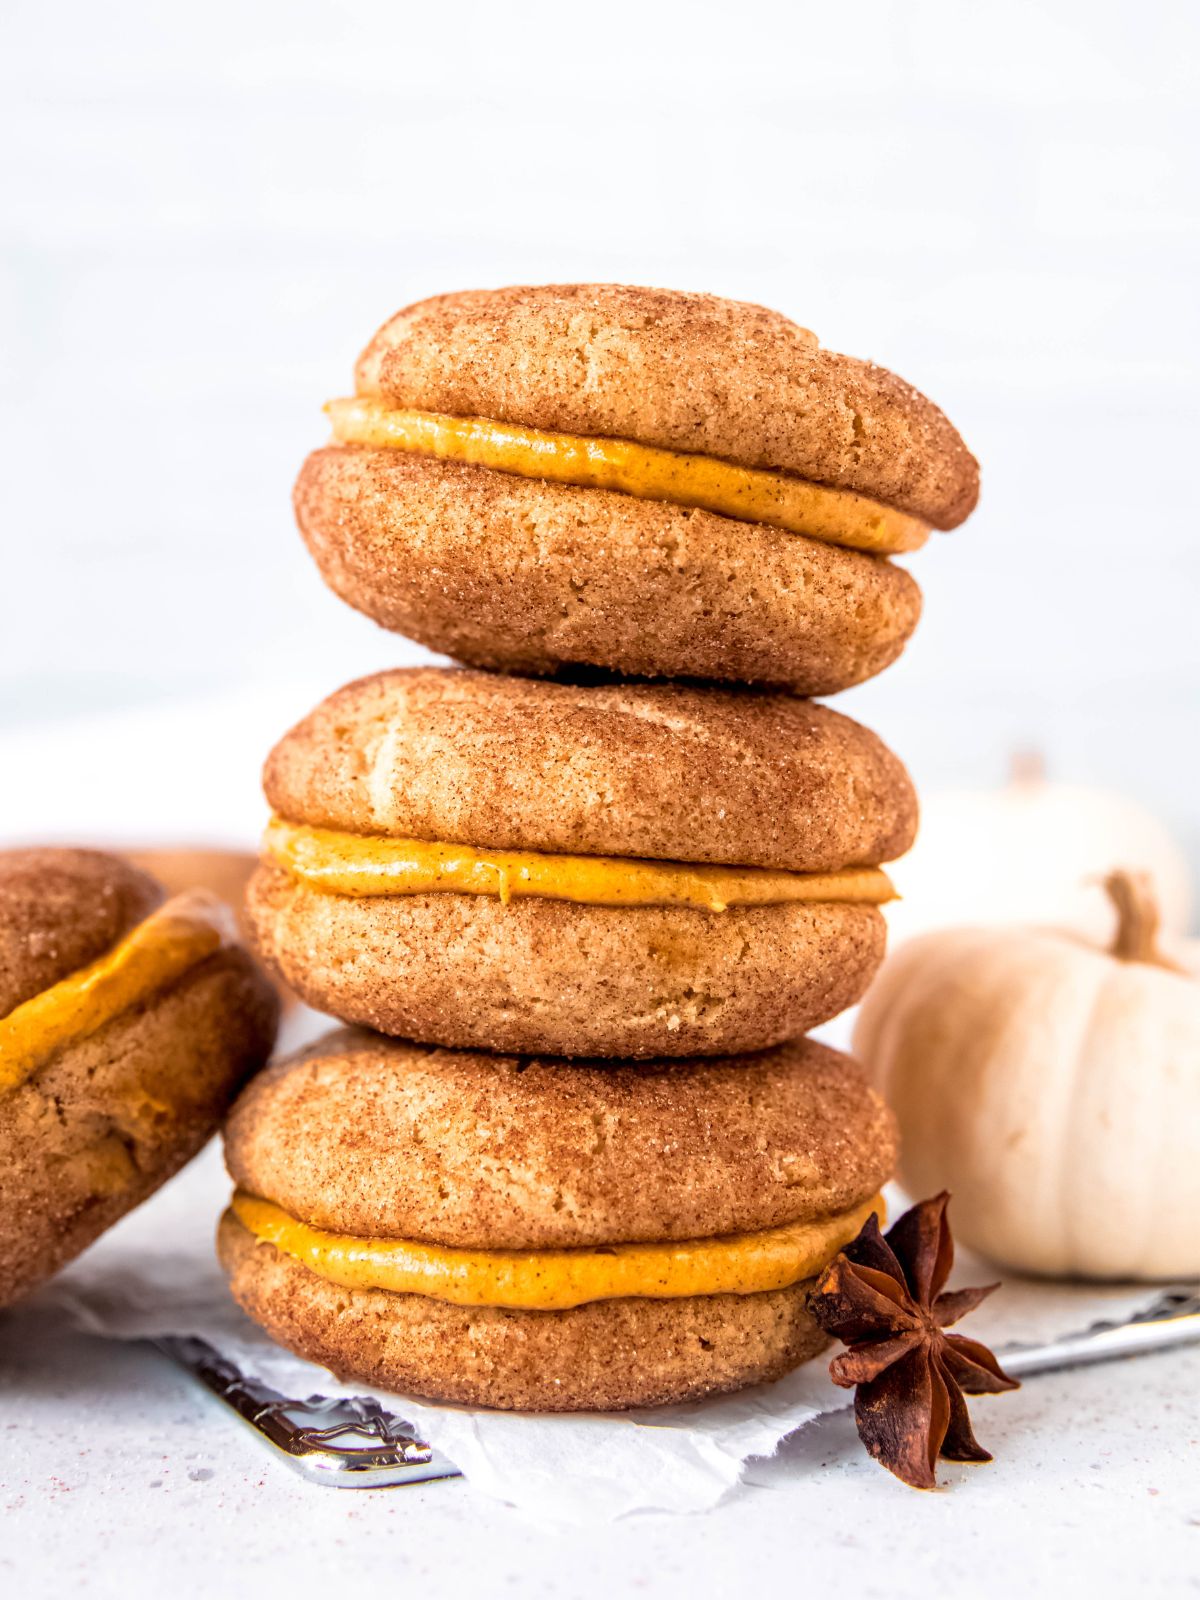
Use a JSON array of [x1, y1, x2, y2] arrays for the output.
[[0, 849, 162, 1018], [355, 284, 978, 528]]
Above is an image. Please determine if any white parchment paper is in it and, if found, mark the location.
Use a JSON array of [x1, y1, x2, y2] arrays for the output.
[[32, 1116, 1167, 1521]]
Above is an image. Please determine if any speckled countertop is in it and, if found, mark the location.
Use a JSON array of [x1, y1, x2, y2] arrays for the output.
[[2, 1295, 1197, 1598]]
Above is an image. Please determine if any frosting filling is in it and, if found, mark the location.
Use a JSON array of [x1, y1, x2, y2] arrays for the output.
[[0, 892, 232, 1092], [326, 397, 930, 556], [262, 818, 895, 913], [231, 1189, 885, 1310]]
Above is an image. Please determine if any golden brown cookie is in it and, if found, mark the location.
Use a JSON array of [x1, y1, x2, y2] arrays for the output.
[[225, 1030, 895, 1245], [0, 848, 161, 1017], [294, 284, 976, 692], [247, 865, 885, 1058], [0, 848, 279, 1307], [355, 285, 978, 527], [220, 1030, 896, 1409], [219, 1216, 828, 1411], [251, 668, 914, 1055], [263, 668, 917, 872], [295, 446, 924, 696]]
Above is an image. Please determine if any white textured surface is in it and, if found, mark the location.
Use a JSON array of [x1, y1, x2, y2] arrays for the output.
[[23, 1123, 1170, 1524], [2, 1297, 1198, 1597]]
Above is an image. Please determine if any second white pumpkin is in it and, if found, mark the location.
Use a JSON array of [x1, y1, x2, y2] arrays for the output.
[[883, 758, 1193, 946], [854, 880, 1200, 1280]]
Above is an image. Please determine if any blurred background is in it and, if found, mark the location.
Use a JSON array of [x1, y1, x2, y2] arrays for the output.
[[1, 0, 1197, 914]]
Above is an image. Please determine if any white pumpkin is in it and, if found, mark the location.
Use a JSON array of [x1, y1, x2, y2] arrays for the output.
[[884, 755, 1193, 947], [855, 873, 1200, 1280]]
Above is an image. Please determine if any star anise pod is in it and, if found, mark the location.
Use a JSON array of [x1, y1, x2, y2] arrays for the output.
[[809, 1192, 1019, 1490]]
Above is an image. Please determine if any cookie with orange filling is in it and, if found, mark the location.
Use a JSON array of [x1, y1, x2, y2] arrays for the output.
[[294, 284, 977, 695], [0, 848, 279, 1307], [246, 667, 916, 1058], [219, 1029, 896, 1410]]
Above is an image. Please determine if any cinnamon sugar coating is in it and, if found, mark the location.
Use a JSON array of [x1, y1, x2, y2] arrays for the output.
[[0, 848, 162, 1018], [262, 667, 918, 873], [354, 284, 979, 528], [295, 446, 923, 695], [246, 864, 886, 1058], [223, 1028, 896, 1248]]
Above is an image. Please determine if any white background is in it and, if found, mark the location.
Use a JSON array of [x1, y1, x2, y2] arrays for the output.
[[1, 0, 1198, 888]]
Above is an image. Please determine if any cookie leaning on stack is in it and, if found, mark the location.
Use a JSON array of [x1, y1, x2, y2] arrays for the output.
[[0, 848, 278, 1307], [226, 283, 977, 1410], [296, 284, 977, 695]]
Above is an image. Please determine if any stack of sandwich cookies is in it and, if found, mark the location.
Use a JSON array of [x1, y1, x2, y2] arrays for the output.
[[228, 283, 977, 1410], [0, 848, 278, 1306]]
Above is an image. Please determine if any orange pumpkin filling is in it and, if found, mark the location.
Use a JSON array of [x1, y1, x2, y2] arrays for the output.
[[262, 818, 896, 914], [231, 1189, 885, 1311], [0, 893, 231, 1092], [326, 398, 930, 556]]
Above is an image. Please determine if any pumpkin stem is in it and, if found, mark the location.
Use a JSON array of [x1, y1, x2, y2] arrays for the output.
[[1105, 871, 1183, 971]]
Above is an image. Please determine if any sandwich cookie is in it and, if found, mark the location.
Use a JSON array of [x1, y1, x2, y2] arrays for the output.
[[219, 1029, 897, 1410], [247, 667, 917, 1058], [295, 285, 978, 694], [0, 848, 279, 1306]]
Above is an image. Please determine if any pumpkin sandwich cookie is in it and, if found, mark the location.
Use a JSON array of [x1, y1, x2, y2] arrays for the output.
[[296, 284, 978, 696], [219, 1028, 897, 1410], [247, 667, 917, 1058], [0, 847, 279, 1307]]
